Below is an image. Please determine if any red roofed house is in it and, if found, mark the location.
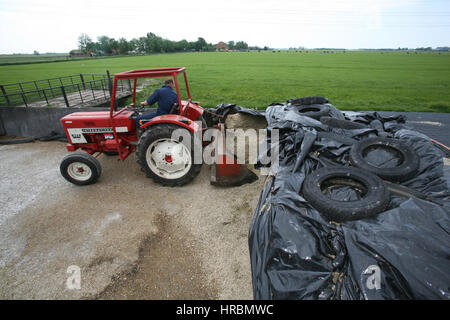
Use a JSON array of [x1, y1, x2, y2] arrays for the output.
[[216, 42, 229, 51]]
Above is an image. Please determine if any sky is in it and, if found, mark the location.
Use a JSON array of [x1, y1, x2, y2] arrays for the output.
[[0, 0, 449, 54]]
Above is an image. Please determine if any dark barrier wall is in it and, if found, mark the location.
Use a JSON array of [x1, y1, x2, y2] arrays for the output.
[[0, 106, 109, 138], [0, 114, 5, 135]]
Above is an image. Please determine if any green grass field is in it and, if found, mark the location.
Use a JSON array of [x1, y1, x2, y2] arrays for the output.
[[0, 53, 71, 64], [0, 51, 449, 112]]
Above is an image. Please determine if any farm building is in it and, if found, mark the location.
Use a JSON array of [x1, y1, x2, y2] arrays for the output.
[[215, 42, 229, 51]]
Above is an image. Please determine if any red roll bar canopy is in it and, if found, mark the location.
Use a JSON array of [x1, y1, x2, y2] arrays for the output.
[[110, 67, 192, 115]]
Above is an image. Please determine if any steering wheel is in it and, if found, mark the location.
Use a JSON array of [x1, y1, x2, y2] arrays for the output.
[[127, 104, 146, 119]]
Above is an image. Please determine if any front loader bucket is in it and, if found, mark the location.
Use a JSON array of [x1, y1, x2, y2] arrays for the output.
[[210, 124, 258, 187]]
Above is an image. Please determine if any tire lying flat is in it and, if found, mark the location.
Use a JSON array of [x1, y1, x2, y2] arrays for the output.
[[319, 116, 368, 130], [292, 104, 330, 120], [302, 166, 390, 222], [287, 96, 329, 105], [349, 137, 420, 182]]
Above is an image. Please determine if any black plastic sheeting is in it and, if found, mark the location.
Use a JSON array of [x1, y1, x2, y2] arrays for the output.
[[211, 98, 450, 300]]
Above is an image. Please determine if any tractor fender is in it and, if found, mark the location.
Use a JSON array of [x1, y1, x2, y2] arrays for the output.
[[140, 114, 201, 133]]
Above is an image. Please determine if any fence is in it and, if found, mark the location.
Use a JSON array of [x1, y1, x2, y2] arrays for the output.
[[0, 72, 132, 108]]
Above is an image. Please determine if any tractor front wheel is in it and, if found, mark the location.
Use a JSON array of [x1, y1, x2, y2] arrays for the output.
[[60, 152, 102, 185], [136, 124, 202, 186]]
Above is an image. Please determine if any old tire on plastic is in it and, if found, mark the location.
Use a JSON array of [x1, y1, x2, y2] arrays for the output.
[[136, 124, 202, 187], [349, 137, 420, 182], [293, 104, 330, 120], [60, 152, 101, 185], [287, 96, 329, 105], [319, 116, 368, 130], [302, 166, 390, 222]]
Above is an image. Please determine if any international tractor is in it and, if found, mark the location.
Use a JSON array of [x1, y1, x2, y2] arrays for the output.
[[59, 67, 255, 187]]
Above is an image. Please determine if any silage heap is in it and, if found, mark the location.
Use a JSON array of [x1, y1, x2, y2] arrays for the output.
[[208, 98, 450, 300]]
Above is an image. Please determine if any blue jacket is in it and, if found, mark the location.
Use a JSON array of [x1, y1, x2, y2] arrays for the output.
[[146, 85, 178, 115]]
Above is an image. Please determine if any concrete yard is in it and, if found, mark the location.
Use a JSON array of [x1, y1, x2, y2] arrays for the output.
[[0, 140, 265, 299], [0, 111, 448, 300]]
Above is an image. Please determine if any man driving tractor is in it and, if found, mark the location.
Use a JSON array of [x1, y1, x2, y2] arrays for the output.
[[134, 79, 178, 126]]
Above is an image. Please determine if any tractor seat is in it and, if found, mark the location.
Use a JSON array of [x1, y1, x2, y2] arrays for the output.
[[169, 103, 179, 115]]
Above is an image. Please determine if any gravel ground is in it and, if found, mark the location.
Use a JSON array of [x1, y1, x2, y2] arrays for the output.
[[0, 139, 265, 299], [2, 111, 446, 300]]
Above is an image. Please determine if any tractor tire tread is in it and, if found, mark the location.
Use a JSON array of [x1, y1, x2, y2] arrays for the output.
[[136, 124, 202, 187]]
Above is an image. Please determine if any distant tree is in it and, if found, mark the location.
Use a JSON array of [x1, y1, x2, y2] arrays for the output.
[[416, 47, 432, 51], [117, 38, 130, 55], [134, 37, 147, 53], [78, 33, 93, 54], [195, 37, 207, 51], [97, 35, 113, 54], [235, 41, 248, 50], [128, 38, 137, 53], [145, 32, 163, 53], [110, 38, 119, 54], [175, 39, 189, 51], [205, 42, 215, 51], [33, 50, 39, 55], [161, 39, 175, 53], [77, 32, 265, 55]]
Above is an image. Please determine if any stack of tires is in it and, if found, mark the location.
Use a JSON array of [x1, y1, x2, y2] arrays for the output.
[[288, 97, 421, 222]]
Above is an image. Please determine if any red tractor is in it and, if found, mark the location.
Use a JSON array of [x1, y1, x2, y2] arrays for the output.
[[60, 67, 205, 186]]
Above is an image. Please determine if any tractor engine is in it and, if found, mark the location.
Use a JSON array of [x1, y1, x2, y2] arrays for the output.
[[61, 110, 137, 155]]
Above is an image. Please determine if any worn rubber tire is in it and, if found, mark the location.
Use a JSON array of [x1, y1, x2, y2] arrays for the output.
[[320, 116, 368, 130], [60, 152, 101, 185], [287, 96, 329, 105], [302, 166, 390, 222], [292, 104, 331, 120], [136, 124, 202, 187], [349, 137, 420, 182]]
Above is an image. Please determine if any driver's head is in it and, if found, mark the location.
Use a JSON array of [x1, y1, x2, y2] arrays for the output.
[[165, 79, 174, 88]]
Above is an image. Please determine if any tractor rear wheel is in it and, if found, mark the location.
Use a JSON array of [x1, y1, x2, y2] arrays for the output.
[[136, 124, 202, 186], [60, 152, 101, 185]]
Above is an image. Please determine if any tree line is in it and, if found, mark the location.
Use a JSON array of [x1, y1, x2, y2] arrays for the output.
[[74, 33, 265, 56]]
